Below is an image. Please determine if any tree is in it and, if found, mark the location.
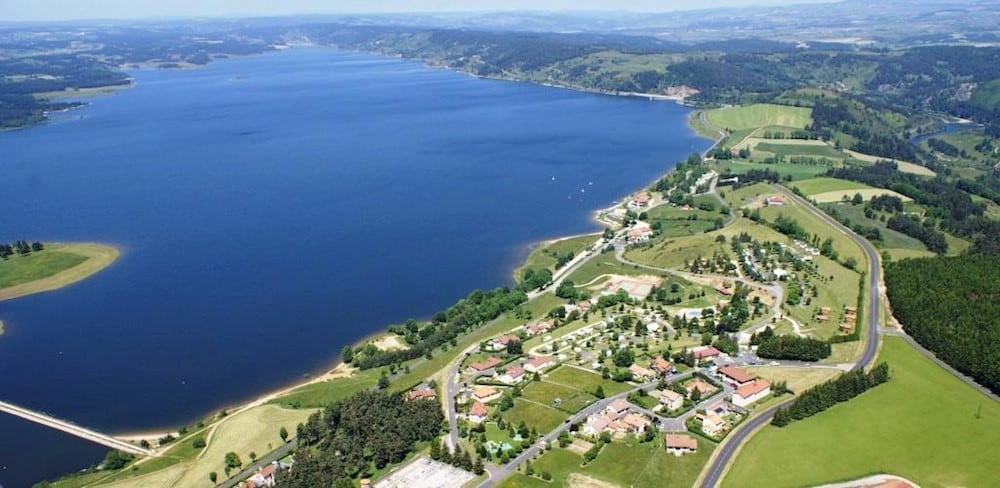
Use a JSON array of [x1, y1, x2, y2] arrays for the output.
[[341, 345, 354, 364], [209, 472, 217, 484], [279, 426, 289, 443], [612, 348, 634, 367], [603, 227, 615, 240], [378, 372, 390, 389], [555, 280, 577, 299], [102, 450, 134, 470], [594, 385, 605, 399], [505, 340, 523, 355], [224, 451, 242, 471], [249, 451, 257, 463], [852, 192, 864, 205], [691, 387, 702, 402], [192, 436, 206, 449], [474, 457, 485, 475]]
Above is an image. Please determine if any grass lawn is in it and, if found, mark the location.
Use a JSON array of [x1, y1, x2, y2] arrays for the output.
[[723, 337, 1000, 488], [565, 249, 656, 285], [515, 234, 599, 283], [499, 434, 714, 488], [521, 380, 597, 414], [884, 248, 935, 261], [743, 366, 840, 394], [503, 399, 567, 433], [644, 205, 720, 238], [545, 365, 631, 396], [625, 217, 785, 271], [822, 203, 925, 252], [706, 104, 812, 131], [0, 243, 118, 300], [792, 177, 873, 195]]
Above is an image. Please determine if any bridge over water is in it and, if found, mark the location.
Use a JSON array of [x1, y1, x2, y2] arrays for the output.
[[0, 400, 154, 457]]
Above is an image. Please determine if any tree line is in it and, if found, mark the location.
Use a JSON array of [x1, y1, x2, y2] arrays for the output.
[[772, 362, 890, 426], [885, 255, 1000, 394], [280, 391, 444, 487], [0, 240, 44, 259], [347, 287, 527, 370], [751, 328, 832, 361]]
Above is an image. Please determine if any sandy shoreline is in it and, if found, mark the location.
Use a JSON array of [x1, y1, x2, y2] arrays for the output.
[[0, 242, 121, 302]]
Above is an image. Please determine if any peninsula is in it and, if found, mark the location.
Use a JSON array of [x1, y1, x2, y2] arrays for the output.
[[0, 242, 119, 303]]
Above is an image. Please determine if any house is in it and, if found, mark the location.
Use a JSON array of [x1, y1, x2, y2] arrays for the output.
[[628, 192, 652, 209], [772, 268, 789, 279], [467, 401, 489, 423], [732, 379, 771, 407], [621, 413, 651, 433], [765, 195, 786, 206], [467, 356, 503, 374], [577, 300, 593, 313], [488, 334, 520, 351], [472, 386, 502, 403], [656, 389, 684, 411], [717, 366, 755, 387], [651, 357, 674, 376], [820, 306, 832, 314], [816, 314, 829, 322], [497, 365, 527, 385], [627, 222, 654, 243], [524, 319, 556, 336], [691, 346, 721, 364], [699, 411, 727, 436], [583, 413, 613, 436], [524, 356, 554, 373], [244, 463, 277, 488], [686, 379, 716, 398], [715, 286, 732, 296], [664, 434, 698, 455], [606, 398, 631, 416], [629, 364, 656, 381], [406, 388, 437, 401], [839, 322, 856, 334]]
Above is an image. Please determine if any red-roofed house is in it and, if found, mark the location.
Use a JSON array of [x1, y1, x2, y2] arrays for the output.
[[691, 346, 721, 364], [765, 195, 786, 206], [468, 401, 489, 423], [627, 222, 654, 243], [732, 379, 771, 407], [629, 364, 656, 381], [651, 357, 674, 376], [524, 319, 556, 336], [406, 388, 437, 401], [717, 366, 755, 386], [577, 300, 593, 312], [524, 356, 554, 373], [628, 192, 652, 209], [488, 334, 521, 351], [467, 356, 503, 374], [497, 365, 527, 385], [664, 434, 698, 455], [472, 386, 502, 403]]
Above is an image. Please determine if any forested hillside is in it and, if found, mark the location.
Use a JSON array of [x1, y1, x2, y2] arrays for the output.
[[885, 255, 1000, 394]]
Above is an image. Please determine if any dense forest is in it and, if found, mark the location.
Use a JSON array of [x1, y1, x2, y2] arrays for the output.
[[753, 333, 832, 361], [279, 391, 444, 486], [885, 255, 1000, 394]]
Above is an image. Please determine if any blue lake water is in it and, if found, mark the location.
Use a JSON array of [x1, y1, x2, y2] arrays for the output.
[[0, 47, 705, 486]]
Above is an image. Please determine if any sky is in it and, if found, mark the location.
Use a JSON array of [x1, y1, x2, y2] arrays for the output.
[[0, 0, 832, 22]]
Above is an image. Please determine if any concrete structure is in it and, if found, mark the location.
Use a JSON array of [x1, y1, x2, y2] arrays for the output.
[[0, 399, 153, 457]]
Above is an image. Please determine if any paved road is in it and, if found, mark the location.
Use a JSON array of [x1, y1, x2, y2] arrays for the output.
[[218, 440, 296, 488], [697, 184, 883, 488]]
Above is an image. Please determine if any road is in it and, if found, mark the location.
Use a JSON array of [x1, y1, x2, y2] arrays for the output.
[[697, 184, 883, 488], [0, 399, 154, 457]]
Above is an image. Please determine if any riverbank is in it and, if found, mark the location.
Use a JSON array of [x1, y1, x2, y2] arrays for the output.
[[0, 243, 120, 302]]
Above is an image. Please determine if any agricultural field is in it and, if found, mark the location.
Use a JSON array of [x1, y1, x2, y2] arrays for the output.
[[753, 141, 845, 159], [644, 202, 721, 238], [706, 104, 812, 131], [821, 203, 926, 252], [809, 188, 912, 204], [791, 177, 874, 196], [845, 150, 936, 176], [724, 337, 1000, 488], [743, 366, 840, 393]]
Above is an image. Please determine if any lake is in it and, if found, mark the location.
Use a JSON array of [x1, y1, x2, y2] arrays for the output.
[[0, 47, 706, 486]]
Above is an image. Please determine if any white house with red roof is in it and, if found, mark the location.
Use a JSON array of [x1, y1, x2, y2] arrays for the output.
[[406, 388, 437, 401], [627, 222, 654, 243], [467, 356, 503, 374], [651, 357, 674, 376], [717, 365, 756, 386], [487, 334, 521, 351], [691, 345, 721, 364], [467, 401, 489, 423], [496, 365, 527, 385], [628, 192, 652, 209], [523, 356, 554, 373], [732, 379, 771, 407]]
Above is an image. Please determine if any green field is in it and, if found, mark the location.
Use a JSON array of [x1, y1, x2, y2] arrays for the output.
[[521, 380, 598, 414], [503, 399, 568, 433], [644, 203, 720, 237], [564, 248, 657, 285], [498, 434, 713, 488], [822, 203, 926, 252], [0, 249, 87, 289], [515, 234, 598, 282], [545, 365, 632, 396], [754, 141, 845, 159], [720, 160, 832, 181], [724, 337, 1000, 488], [792, 177, 874, 196], [706, 104, 812, 131]]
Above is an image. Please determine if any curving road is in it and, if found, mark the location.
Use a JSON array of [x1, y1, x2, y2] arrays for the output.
[[698, 184, 883, 488]]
